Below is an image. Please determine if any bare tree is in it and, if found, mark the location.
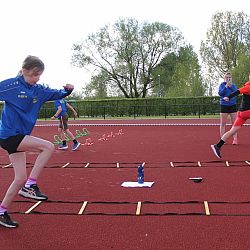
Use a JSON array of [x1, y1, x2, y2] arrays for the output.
[[71, 18, 184, 98]]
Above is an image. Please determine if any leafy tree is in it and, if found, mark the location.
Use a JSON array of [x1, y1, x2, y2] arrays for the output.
[[83, 70, 109, 98], [71, 18, 184, 98], [65, 90, 83, 100], [231, 53, 250, 86], [152, 45, 205, 97], [200, 11, 250, 87]]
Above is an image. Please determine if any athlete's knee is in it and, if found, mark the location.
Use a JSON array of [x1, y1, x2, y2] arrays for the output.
[[43, 141, 55, 152]]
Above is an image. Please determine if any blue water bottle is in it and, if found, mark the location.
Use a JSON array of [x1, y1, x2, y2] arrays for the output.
[[138, 164, 144, 184]]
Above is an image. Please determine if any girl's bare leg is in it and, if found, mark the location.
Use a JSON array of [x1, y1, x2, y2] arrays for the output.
[[58, 127, 66, 141], [229, 112, 238, 141], [221, 126, 241, 142], [17, 135, 55, 179], [64, 128, 76, 140], [220, 113, 228, 137], [1, 152, 27, 208]]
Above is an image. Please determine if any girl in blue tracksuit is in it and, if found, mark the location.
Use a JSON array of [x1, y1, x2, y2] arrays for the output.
[[0, 56, 74, 228], [51, 99, 80, 151], [218, 72, 238, 145]]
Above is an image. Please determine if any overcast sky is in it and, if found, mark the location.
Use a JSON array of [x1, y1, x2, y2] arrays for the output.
[[0, 0, 249, 92]]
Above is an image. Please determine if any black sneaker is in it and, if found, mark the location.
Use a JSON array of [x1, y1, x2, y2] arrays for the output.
[[0, 212, 18, 228], [18, 184, 48, 201], [72, 141, 81, 151], [211, 144, 221, 159], [58, 144, 68, 150]]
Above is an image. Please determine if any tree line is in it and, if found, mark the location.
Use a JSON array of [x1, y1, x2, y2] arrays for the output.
[[70, 11, 250, 99]]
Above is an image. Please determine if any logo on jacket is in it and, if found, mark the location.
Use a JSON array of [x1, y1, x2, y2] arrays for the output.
[[18, 94, 27, 98]]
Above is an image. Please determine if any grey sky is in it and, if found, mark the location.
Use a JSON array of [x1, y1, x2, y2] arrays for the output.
[[0, 0, 248, 91]]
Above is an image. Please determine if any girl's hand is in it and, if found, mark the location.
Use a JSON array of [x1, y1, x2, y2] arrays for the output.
[[223, 97, 229, 101], [64, 84, 74, 90]]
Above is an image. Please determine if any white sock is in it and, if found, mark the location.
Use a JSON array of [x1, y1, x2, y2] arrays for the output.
[[25, 177, 37, 188], [0, 205, 7, 215]]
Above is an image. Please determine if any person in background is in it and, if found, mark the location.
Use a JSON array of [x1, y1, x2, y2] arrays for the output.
[[0, 55, 74, 228], [211, 79, 250, 159], [218, 72, 238, 145], [51, 98, 81, 151]]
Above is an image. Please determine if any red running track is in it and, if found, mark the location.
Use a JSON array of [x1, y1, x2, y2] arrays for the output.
[[1, 118, 250, 250]]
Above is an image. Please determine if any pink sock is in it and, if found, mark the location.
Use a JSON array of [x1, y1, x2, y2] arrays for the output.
[[25, 177, 37, 188], [0, 205, 7, 215]]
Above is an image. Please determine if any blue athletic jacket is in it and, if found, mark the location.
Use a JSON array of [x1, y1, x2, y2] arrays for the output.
[[218, 82, 237, 106], [54, 99, 68, 118], [0, 75, 73, 139]]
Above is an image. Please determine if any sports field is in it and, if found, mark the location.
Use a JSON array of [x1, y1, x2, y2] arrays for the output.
[[1, 118, 250, 250]]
